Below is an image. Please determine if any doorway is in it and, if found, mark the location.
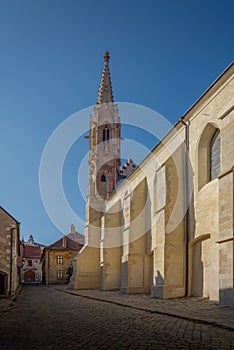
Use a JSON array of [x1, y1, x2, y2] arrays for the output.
[[24, 270, 35, 283], [0, 272, 7, 294]]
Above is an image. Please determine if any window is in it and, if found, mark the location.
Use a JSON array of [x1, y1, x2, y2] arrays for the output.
[[210, 130, 220, 181], [198, 124, 221, 190], [28, 260, 32, 267], [57, 255, 63, 264], [102, 126, 110, 142], [101, 175, 106, 182], [154, 166, 166, 214], [57, 270, 63, 279]]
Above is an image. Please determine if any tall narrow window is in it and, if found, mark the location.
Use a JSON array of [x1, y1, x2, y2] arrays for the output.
[[101, 175, 106, 182], [103, 126, 110, 142], [198, 124, 220, 190], [210, 130, 220, 181]]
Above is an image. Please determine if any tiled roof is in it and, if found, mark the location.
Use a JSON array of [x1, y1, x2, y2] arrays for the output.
[[67, 232, 85, 245], [24, 246, 42, 258], [47, 233, 84, 250], [24, 241, 46, 248]]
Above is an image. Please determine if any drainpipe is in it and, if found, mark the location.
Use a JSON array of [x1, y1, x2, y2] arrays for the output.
[[180, 118, 190, 297], [6, 224, 16, 295], [9, 227, 13, 295]]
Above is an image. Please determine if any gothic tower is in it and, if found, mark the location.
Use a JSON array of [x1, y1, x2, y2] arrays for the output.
[[69, 51, 121, 289], [84, 51, 121, 246], [88, 50, 121, 201]]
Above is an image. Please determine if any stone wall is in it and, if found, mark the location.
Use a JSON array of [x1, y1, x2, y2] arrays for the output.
[[43, 249, 78, 285], [0, 207, 20, 295], [71, 63, 234, 305]]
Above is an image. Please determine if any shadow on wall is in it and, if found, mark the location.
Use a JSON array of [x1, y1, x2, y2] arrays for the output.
[[188, 192, 196, 242], [191, 241, 203, 297], [219, 288, 234, 306], [154, 270, 164, 298]]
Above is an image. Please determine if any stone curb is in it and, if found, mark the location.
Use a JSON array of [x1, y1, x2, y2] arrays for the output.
[[0, 284, 23, 312], [10, 284, 23, 304], [49, 286, 234, 332]]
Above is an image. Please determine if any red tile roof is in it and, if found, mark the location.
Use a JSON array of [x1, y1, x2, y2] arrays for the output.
[[24, 246, 42, 258]]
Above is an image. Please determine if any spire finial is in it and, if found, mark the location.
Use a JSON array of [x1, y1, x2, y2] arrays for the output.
[[96, 51, 114, 105], [104, 50, 110, 63]]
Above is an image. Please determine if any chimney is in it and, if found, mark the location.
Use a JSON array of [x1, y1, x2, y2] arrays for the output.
[[71, 224, 75, 234], [62, 237, 67, 248]]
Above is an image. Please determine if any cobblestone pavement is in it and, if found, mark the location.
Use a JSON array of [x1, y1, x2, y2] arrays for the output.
[[0, 297, 11, 312], [53, 285, 234, 331], [0, 285, 234, 350]]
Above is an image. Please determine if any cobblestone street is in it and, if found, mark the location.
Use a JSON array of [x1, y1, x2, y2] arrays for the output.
[[0, 285, 234, 350]]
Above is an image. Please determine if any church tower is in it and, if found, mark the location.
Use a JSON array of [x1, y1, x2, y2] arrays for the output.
[[88, 50, 121, 201], [70, 51, 134, 290], [84, 51, 121, 247]]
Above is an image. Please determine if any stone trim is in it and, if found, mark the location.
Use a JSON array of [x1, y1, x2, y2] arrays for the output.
[[218, 165, 234, 179], [218, 103, 234, 120], [216, 237, 233, 244]]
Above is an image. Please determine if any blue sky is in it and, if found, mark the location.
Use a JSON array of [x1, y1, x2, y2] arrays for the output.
[[0, 0, 233, 245]]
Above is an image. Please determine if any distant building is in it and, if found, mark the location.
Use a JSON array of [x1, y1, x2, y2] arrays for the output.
[[21, 235, 44, 283], [41, 225, 84, 285], [0, 206, 21, 295], [25, 234, 35, 246]]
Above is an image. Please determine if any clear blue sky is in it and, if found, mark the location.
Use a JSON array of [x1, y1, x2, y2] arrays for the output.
[[0, 0, 233, 245]]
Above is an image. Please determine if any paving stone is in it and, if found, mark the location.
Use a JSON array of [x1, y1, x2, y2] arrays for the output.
[[0, 285, 233, 349], [54, 285, 234, 331]]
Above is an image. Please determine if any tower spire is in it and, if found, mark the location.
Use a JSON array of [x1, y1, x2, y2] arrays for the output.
[[97, 50, 114, 105]]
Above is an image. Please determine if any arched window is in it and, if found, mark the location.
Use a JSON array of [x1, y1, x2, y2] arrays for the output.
[[198, 124, 220, 190], [101, 175, 106, 182], [102, 126, 110, 142], [210, 130, 220, 181]]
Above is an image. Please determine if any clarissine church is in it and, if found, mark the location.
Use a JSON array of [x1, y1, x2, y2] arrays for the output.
[[69, 51, 234, 306]]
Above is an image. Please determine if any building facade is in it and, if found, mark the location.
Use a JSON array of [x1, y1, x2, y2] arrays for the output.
[[70, 53, 234, 306], [0, 206, 21, 295], [41, 226, 84, 285], [21, 236, 44, 283]]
